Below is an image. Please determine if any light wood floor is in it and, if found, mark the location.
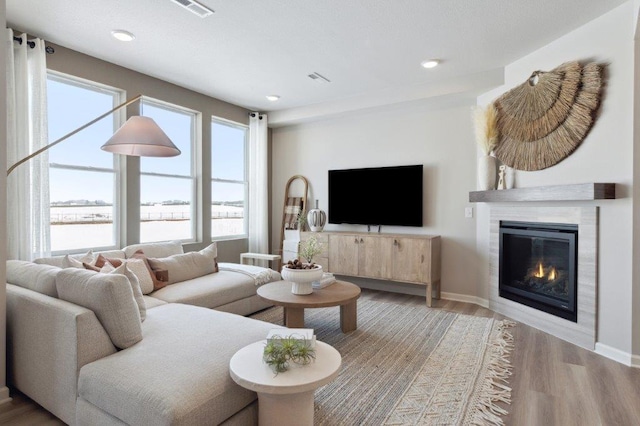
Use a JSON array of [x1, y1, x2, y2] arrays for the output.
[[2, 288, 640, 425]]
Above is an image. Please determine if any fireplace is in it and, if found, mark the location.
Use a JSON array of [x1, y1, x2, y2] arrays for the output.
[[499, 221, 578, 322]]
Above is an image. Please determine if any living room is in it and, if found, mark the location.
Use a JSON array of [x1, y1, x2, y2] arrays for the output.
[[2, 0, 640, 425]]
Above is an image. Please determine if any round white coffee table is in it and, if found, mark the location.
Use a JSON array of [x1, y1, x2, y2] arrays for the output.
[[229, 340, 341, 426]]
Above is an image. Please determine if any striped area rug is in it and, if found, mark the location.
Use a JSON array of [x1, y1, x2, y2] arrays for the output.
[[250, 298, 515, 425]]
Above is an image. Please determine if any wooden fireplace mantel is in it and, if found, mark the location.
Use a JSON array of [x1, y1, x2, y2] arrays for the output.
[[469, 183, 616, 203]]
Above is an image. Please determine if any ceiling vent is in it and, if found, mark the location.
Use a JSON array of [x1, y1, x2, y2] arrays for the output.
[[308, 72, 331, 83], [170, 0, 214, 18]]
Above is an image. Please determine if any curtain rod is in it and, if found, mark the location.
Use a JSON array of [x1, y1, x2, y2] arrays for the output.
[[249, 112, 264, 120], [12, 36, 55, 54]]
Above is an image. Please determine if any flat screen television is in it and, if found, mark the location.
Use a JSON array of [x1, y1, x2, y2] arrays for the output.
[[328, 164, 423, 227]]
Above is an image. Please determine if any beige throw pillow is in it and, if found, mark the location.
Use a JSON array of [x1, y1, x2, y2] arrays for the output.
[[120, 258, 155, 295], [63, 250, 95, 269], [56, 268, 142, 349], [147, 243, 218, 285], [101, 262, 147, 322]]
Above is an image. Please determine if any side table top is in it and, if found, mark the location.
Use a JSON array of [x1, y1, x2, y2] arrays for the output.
[[257, 280, 361, 308], [229, 340, 341, 395]]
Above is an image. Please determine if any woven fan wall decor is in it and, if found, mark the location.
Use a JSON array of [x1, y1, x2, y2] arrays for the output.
[[493, 61, 604, 171]]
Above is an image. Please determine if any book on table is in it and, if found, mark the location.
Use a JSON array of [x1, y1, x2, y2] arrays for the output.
[[267, 328, 316, 348], [312, 272, 336, 289]]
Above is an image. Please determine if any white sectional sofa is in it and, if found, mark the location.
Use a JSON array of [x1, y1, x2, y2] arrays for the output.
[[5, 241, 283, 425]]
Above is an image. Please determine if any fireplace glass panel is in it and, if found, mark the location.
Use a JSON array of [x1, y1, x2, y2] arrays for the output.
[[502, 234, 570, 304], [499, 221, 577, 322]]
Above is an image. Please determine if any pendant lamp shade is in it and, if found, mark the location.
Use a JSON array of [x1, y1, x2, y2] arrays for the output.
[[101, 116, 181, 157]]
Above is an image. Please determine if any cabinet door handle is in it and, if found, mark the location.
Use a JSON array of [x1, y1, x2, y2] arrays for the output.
[[354, 238, 358, 244], [421, 254, 424, 263], [360, 238, 363, 243], [394, 239, 398, 246]]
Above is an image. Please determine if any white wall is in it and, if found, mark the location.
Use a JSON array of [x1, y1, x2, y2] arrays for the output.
[[271, 101, 480, 298], [477, 2, 636, 356]]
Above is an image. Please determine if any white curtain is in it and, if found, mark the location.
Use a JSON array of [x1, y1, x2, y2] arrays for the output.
[[248, 112, 269, 264], [6, 29, 50, 260]]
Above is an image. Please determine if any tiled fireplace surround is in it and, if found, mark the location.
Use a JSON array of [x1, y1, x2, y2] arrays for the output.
[[490, 206, 597, 349]]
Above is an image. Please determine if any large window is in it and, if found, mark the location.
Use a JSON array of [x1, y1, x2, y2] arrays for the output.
[[47, 73, 121, 252], [211, 118, 248, 239], [140, 99, 196, 243]]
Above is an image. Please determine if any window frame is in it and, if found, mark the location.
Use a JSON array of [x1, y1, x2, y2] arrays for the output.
[[139, 96, 199, 244], [47, 71, 125, 255], [211, 116, 249, 241]]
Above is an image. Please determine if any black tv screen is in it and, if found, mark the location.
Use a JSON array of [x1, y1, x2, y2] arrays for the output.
[[328, 164, 423, 227]]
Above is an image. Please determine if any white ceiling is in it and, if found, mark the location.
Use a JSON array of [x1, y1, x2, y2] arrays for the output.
[[6, 0, 628, 124]]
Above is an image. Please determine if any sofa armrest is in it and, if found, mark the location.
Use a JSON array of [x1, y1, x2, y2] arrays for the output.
[[7, 283, 117, 425]]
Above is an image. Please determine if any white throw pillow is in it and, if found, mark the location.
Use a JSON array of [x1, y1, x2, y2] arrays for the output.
[[62, 250, 95, 269], [56, 268, 142, 349], [101, 262, 147, 322], [104, 258, 154, 295], [147, 243, 218, 285]]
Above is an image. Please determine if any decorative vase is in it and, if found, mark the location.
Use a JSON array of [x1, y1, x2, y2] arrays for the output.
[[281, 265, 324, 295], [478, 155, 497, 190], [307, 200, 327, 232], [505, 166, 515, 189]]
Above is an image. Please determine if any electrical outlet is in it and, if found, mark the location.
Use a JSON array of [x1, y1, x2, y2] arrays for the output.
[[465, 207, 473, 218]]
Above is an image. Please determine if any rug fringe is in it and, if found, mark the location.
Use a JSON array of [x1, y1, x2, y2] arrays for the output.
[[469, 319, 516, 426]]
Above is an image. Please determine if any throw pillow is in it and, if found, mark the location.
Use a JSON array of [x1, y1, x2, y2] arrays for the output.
[[147, 243, 218, 285], [101, 262, 147, 322], [83, 262, 101, 272], [94, 254, 123, 268], [62, 249, 95, 269], [56, 268, 142, 349], [122, 258, 155, 295], [129, 250, 167, 292]]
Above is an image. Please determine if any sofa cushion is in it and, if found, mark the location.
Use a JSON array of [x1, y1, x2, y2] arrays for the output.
[[63, 251, 95, 268], [142, 295, 167, 309], [56, 268, 142, 349], [6, 260, 61, 297], [78, 303, 280, 426], [128, 250, 167, 292], [123, 241, 184, 259], [94, 254, 123, 268], [110, 258, 155, 295], [147, 243, 218, 285], [34, 249, 125, 268], [149, 270, 257, 309], [102, 263, 147, 322]]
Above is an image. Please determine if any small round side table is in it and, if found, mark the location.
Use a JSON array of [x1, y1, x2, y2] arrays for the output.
[[229, 340, 341, 426]]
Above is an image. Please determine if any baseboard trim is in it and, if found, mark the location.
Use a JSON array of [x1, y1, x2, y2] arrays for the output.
[[0, 386, 12, 405], [594, 342, 640, 367], [441, 292, 490, 309]]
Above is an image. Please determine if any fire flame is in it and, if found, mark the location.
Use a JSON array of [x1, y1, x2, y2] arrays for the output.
[[534, 262, 544, 278], [533, 261, 558, 281]]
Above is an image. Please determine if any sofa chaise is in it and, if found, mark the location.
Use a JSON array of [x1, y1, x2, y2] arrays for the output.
[[6, 241, 284, 425]]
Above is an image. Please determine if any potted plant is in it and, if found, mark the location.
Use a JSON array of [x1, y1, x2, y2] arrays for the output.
[[281, 235, 324, 295], [262, 334, 316, 374]]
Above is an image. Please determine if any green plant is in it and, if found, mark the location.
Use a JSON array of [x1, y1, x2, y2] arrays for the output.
[[296, 209, 307, 230], [298, 234, 324, 264], [263, 335, 316, 374]]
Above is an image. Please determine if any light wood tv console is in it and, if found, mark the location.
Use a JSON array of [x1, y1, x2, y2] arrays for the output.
[[301, 231, 441, 307]]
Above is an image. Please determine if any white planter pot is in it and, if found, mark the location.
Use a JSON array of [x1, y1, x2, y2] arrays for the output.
[[281, 265, 324, 295], [478, 155, 497, 190]]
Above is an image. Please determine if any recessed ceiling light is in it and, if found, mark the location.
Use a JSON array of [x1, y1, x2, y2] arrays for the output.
[[111, 30, 136, 42], [266, 95, 280, 102], [421, 59, 440, 69]]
